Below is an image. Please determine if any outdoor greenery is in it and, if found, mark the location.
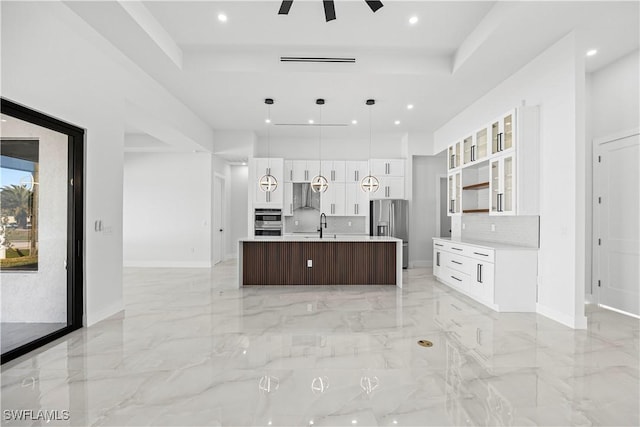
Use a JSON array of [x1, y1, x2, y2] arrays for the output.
[[1, 183, 39, 269], [1, 184, 33, 228]]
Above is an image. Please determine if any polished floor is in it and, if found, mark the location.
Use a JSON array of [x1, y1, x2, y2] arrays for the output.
[[1, 261, 638, 426]]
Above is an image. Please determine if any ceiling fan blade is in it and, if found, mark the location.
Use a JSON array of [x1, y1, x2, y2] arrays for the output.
[[279, 0, 293, 15], [323, 0, 336, 21], [364, 0, 384, 13]]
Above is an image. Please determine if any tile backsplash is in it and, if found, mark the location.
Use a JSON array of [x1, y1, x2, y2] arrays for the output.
[[459, 215, 539, 248], [285, 214, 367, 235]]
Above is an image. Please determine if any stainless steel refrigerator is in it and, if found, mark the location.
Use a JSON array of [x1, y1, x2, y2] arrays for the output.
[[370, 199, 409, 269]]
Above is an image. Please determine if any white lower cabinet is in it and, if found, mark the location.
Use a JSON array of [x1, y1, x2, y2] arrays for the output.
[[432, 238, 537, 312]]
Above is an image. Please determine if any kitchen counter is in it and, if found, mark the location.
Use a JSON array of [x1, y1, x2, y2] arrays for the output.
[[432, 237, 538, 251], [239, 236, 402, 287]]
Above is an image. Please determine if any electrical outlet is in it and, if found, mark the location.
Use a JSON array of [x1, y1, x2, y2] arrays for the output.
[[462, 223, 466, 230], [348, 221, 352, 227], [490, 224, 496, 232], [295, 220, 299, 226], [307, 304, 313, 312], [307, 260, 313, 268]]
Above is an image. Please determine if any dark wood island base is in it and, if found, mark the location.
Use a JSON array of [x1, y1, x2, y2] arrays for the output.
[[239, 238, 402, 287]]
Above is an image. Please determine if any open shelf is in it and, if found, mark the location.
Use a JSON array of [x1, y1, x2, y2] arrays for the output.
[[463, 181, 490, 190], [463, 209, 490, 213]]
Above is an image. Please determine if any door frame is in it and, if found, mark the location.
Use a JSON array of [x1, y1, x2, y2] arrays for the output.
[[592, 127, 640, 317], [213, 173, 226, 265], [1, 98, 84, 364]]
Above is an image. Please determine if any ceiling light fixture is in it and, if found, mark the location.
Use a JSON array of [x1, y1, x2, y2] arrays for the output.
[[311, 98, 329, 193], [409, 16, 418, 25], [265, 118, 271, 123], [308, 119, 314, 124], [394, 120, 400, 125], [407, 104, 414, 110], [586, 49, 598, 57], [361, 99, 380, 194], [258, 98, 278, 193], [278, 0, 383, 22], [218, 13, 228, 22], [352, 120, 358, 125]]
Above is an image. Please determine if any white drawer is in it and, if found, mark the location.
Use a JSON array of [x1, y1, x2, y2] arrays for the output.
[[467, 247, 495, 263], [446, 253, 473, 275], [443, 266, 470, 290]]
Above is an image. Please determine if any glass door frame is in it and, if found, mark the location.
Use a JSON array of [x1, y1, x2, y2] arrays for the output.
[[1, 98, 84, 364]]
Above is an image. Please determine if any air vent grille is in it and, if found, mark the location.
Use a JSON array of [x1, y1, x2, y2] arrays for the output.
[[280, 56, 356, 64]]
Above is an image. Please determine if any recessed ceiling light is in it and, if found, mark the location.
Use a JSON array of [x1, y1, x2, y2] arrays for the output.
[[407, 104, 414, 110], [241, 162, 247, 166], [218, 13, 228, 22], [409, 16, 418, 25], [265, 118, 271, 123], [394, 120, 400, 125], [352, 120, 358, 125], [586, 49, 598, 57], [308, 119, 314, 124], [1, 119, 6, 122], [351, 421, 357, 425]]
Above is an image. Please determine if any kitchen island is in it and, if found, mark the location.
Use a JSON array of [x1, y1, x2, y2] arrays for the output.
[[238, 236, 403, 287]]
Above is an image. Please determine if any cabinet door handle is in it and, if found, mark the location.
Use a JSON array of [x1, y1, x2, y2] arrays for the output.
[[436, 252, 440, 266], [331, 170, 335, 181], [435, 243, 444, 247], [471, 145, 476, 161], [473, 252, 489, 257], [451, 247, 463, 251], [450, 199, 454, 213], [331, 203, 335, 214], [290, 170, 293, 181], [477, 264, 481, 282], [266, 191, 270, 203]]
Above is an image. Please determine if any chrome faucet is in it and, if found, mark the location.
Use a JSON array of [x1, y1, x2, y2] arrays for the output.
[[318, 213, 327, 238]]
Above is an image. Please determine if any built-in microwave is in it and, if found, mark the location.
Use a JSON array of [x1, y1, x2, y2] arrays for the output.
[[255, 209, 282, 236]]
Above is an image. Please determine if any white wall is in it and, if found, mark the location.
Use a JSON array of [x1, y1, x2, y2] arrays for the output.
[[1, 2, 214, 325], [228, 166, 249, 258], [410, 155, 446, 267], [123, 152, 212, 267], [434, 33, 588, 329], [589, 50, 640, 140]]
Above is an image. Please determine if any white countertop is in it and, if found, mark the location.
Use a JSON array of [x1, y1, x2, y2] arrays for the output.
[[433, 237, 538, 251], [241, 235, 402, 242]]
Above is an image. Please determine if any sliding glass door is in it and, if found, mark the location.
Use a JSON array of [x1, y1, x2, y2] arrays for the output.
[[1, 99, 83, 364]]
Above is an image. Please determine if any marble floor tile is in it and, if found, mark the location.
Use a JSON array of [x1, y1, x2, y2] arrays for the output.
[[1, 262, 638, 426]]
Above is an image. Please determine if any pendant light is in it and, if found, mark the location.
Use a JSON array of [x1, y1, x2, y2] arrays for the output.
[[259, 98, 278, 193], [361, 99, 380, 193], [310, 98, 328, 193]]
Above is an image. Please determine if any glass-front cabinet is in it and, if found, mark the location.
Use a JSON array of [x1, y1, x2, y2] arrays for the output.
[[490, 154, 515, 215], [462, 135, 474, 165], [491, 110, 515, 155], [448, 141, 461, 170], [448, 171, 461, 216], [476, 127, 488, 160]]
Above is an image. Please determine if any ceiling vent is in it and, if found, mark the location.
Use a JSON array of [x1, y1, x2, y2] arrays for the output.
[[280, 56, 356, 64]]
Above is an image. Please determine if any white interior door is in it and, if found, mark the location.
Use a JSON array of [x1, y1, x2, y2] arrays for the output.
[[596, 133, 639, 316], [213, 176, 224, 265]]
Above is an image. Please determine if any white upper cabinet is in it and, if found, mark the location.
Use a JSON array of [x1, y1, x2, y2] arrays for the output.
[[447, 171, 461, 216], [375, 176, 405, 200], [444, 106, 539, 216], [286, 160, 321, 182], [253, 158, 284, 207], [283, 182, 293, 216], [321, 160, 346, 183], [370, 159, 405, 177], [321, 182, 346, 216], [345, 161, 369, 183], [491, 109, 516, 155], [345, 183, 369, 216]]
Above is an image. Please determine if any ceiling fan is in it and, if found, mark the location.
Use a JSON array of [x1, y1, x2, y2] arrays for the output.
[[279, 0, 384, 22]]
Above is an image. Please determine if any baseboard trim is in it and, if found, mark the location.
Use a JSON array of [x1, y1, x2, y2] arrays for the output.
[[410, 260, 432, 268], [86, 300, 124, 327], [536, 303, 588, 329], [123, 261, 212, 268]]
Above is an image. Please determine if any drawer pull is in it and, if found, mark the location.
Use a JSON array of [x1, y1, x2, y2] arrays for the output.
[[451, 247, 463, 251], [473, 252, 489, 257], [435, 243, 444, 247], [451, 260, 462, 265], [450, 276, 462, 282]]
